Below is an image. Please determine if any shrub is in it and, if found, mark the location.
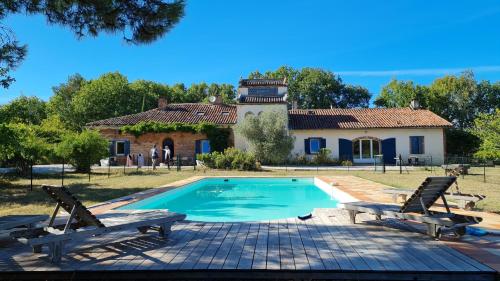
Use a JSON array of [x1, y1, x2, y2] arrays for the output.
[[312, 148, 332, 165], [341, 160, 353, 167], [197, 148, 258, 171], [55, 130, 109, 172], [235, 110, 294, 164]]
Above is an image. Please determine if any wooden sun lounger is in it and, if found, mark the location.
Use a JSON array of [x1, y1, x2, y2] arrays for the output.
[[343, 177, 482, 238], [0, 215, 49, 237], [383, 189, 486, 210], [11, 185, 186, 263]]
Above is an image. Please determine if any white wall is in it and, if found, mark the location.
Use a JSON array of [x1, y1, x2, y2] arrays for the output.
[[290, 128, 446, 164], [234, 104, 288, 151]]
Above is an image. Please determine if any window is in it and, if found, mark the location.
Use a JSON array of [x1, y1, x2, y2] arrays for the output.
[[115, 141, 125, 156], [221, 111, 229, 116], [410, 136, 425, 154], [201, 140, 211, 154], [310, 138, 321, 154], [196, 111, 205, 116], [352, 139, 381, 159]]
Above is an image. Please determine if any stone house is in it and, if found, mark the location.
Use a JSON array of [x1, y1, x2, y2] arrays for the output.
[[87, 78, 452, 165]]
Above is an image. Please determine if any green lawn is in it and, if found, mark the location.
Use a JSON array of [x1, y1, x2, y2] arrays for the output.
[[1, 166, 498, 216]]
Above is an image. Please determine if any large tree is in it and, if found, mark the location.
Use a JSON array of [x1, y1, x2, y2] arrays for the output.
[[0, 95, 46, 124], [471, 109, 500, 160], [47, 73, 86, 129], [376, 71, 500, 155], [249, 66, 370, 109], [0, 0, 185, 88]]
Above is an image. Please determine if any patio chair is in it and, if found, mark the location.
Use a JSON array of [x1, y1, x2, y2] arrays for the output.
[[343, 176, 482, 238], [0, 215, 49, 238], [11, 185, 186, 263]]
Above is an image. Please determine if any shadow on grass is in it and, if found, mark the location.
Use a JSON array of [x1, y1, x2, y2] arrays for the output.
[[0, 180, 150, 209]]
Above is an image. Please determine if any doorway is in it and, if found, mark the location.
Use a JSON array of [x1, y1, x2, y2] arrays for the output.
[[162, 138, 174, 162]]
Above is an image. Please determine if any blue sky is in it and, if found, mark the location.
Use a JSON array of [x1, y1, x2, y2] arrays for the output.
[[2, 0, 500, 104]]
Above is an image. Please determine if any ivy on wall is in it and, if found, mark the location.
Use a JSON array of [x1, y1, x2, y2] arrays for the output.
[[120, 121, 231, 152]]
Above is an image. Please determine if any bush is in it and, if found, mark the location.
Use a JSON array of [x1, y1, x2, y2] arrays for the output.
[[55, 130, 109, 172], [197, 148, 258, 171], [311, 148, 338, 165], [236, 110, 294, 164]]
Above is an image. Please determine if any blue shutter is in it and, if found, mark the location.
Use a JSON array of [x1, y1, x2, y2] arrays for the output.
[[410, 136, 419, 154], [304, 138, 311, 154], [124, 140, 130, 155], [109, 141, 116, 156], [205, 140, 211, 153], [339, 138, 353, 161], [320, 138, 326, 149], [195, 140, 201, 155], [382, 138, 396, 164]]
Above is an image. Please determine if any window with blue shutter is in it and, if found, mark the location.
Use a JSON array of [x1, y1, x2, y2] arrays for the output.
[[309, 138, 321, 154], [201, 140, 211, 154], [115, 141, 126, 155], [195, 140, 201, 155], [410, 136, 424, 154]]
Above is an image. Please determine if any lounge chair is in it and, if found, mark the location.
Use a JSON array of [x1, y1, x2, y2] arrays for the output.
[[343, 177, 482, 238], [0, 215, 49, 238], [383, 189, 486, 210], [11, 185, 186, 263]]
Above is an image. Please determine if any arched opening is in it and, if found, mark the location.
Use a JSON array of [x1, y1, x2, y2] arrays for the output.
[[162, 138, 174, 162]]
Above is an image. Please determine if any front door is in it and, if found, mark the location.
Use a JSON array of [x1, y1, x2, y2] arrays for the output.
[[162, 138, 174, 161]]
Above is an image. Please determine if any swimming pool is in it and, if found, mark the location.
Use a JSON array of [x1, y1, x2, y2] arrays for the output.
[[119, 177, 340, 222]]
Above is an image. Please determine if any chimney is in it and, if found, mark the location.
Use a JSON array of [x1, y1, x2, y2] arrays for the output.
[[409, 99, 420, 110], [158, 97, 168, 109], [210, 95, 223, 105]]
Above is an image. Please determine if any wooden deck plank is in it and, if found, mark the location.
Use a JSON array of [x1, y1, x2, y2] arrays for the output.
[[251, 222, 269, 270], [331, 212, 402, 271], [295, 218, 325, 270], [266, 222, 281, 270], [193, 223, 232, 270], [302, 218, 341, 270], [179, 223, 224, 270], [277, 219, 295, 270], [222, 223, 251, 269], [163, 223, 215, 269], [208, 223, 242, 269], [237, 223, 259, 269], [286, 218, 310, 270], [309, 216, 355, 270], [316, 213, 372, 270]]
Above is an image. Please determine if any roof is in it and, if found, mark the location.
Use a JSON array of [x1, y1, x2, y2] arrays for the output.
[[239, 79, 287, 87], [239, 95, 287, 104], [288, 108, 452, 130], [86, 104, 237, 127]]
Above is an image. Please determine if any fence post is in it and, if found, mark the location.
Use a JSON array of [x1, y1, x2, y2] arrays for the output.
[[399, 154, 402, 174], [483, 161, 486, 183], [62, 158, 65, 187], [30, 159, 33, 191], [88, 156, 91, 182], [123, 158, 126, 175], [107, 157, 111, 178]]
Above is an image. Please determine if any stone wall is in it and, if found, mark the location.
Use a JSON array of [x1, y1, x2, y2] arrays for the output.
[[98, 128, 234, 165]]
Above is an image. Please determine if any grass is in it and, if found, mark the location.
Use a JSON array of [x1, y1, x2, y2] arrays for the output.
[[1, 166, 499, 216]]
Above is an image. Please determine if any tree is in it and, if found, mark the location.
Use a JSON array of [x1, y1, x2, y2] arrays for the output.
[[0, 0, 185, 88], [249, 66, 370, 109], [375, 79, 429, 108], [129, 80, 169, 111], [71, 72, 136, 127], [47, 73, 87, 130], [0, 96, 46, 124], [55, 130, 109, 172], [471, 109, 500, 160], [236, 110, 294, 164]]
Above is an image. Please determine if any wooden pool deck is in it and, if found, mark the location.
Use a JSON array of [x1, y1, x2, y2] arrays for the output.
[[0, 209, 496, 280]]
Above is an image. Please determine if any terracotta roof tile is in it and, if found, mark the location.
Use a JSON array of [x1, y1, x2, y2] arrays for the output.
[[288, 108, 452, 130], [86, 104, 237, 127], [239, 79, 287, 87], [239, 96, 287, 104]]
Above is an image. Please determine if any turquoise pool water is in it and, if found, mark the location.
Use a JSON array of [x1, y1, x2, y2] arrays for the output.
[[119, 177, 339, 222]]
